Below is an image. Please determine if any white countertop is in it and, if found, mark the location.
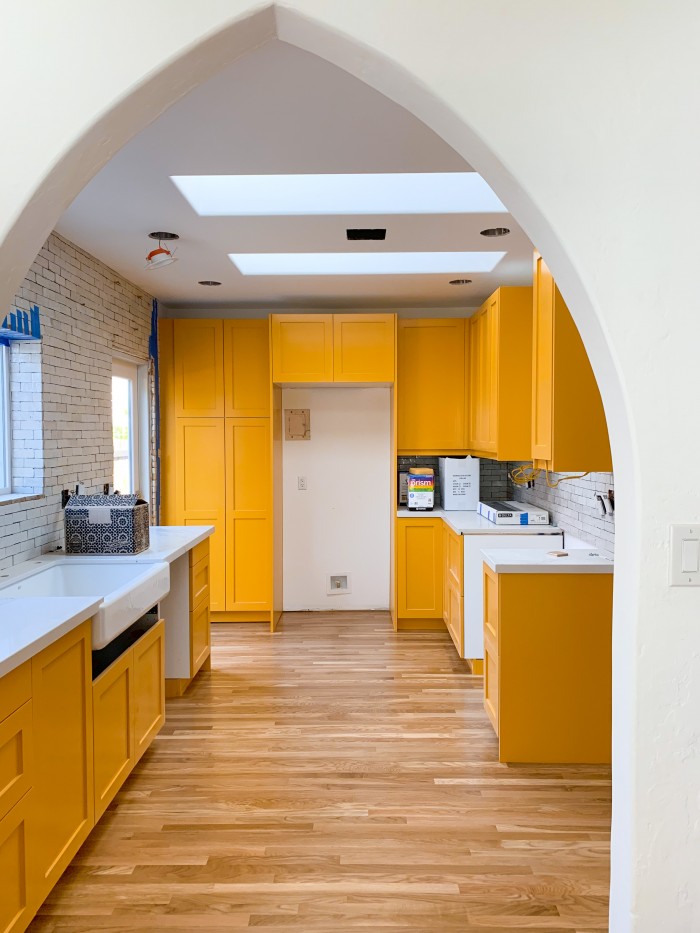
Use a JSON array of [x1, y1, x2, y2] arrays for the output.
[[482, 547, 614, 574], [123, 525, 214, 563], [397, 508, 562, 536], [0, 597, 101, 678]]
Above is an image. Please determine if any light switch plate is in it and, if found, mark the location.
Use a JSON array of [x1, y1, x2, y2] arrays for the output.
[[669, 524, 700, 585]]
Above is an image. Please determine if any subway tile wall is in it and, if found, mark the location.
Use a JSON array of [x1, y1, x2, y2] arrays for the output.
[[0, 233, 153, 570]]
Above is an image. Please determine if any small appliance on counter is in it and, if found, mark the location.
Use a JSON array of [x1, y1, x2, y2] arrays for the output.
[[65, 493, 150, 554], [439, 456, 479, 510], [398, 472, 409, 506], [407, 468, 434, 511], [479, 500, 550, 525]]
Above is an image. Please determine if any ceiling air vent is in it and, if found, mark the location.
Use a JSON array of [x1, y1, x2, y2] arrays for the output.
[[346, 228, 387, 241]]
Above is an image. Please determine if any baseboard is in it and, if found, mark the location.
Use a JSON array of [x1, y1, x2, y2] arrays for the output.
[[211, 611, 270, 623], [396, 617, 447, 631], [467, 658, 484, 674]]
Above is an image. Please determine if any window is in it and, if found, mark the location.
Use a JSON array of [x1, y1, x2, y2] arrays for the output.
[[0, 345, 10, 494], [112, 359, 140, 495]]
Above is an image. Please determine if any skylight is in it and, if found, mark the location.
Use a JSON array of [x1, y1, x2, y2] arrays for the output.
[[171, 173, 508, 216], [229, 252, 506, 276]]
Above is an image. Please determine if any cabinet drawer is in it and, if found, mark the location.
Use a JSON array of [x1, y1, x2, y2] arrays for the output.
[[133, 621, 165, 763], [484, 645, 499, 736], [483, 565, 499, 642], [446, 527, 464, 594], [190, 538, 210, 568], [191, 598, 211, 677], [189, 555, 210, 612], [445, 583, 464, 657], [0, 663, 31, 727], [0, 791, 33, 933], [0, 702, 33, 823]]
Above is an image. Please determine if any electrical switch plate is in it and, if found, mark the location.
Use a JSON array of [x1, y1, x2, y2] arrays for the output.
[[298, 476, 307, 491], [669, 524, 700, 585]]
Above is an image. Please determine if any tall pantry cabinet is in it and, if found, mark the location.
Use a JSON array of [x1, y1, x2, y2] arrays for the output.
[[160, 319, 271, 619]]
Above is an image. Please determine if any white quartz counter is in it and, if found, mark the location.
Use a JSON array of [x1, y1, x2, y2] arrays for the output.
[[0, 596, 101, 678], [482, 547, 614, 574], [397, 508, 561, 537], [124, 525, 215, 564]]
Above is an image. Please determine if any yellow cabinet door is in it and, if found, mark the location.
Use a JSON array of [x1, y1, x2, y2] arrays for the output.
[[174, 418, 226, 612], [225, 418, 271, 611], [31, 621, 94, 903], [92, 650, 134, 821], [190, 598, 211, 676], [396, 519, 443, 619], [172, 319, 224, 417], [0, 793, 33, 933], [133, 621, 165, 764], [531, 253, 554, 463], [333, 313, 395, 382], [0, 701, 32, 825], [223, 319, 270, 417], [271, 314, 333, 383], [445, 579, 464, 657], [397, 319, 467, 452]]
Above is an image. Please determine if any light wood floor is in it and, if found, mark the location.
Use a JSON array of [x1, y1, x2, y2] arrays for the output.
[[29, 612, 611, 932]]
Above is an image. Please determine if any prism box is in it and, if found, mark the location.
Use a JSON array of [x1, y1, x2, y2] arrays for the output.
[[478, 500, 550, 525], [439, 456, 480, 510]]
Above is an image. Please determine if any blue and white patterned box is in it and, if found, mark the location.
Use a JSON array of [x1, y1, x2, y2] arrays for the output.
[[64, 494, 150, 554]]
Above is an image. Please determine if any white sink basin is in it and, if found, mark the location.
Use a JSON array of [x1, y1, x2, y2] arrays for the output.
[[0, 558, 170, 649]]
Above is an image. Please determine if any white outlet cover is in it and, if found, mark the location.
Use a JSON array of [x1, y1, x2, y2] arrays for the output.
[[327, 573, 352, 595]]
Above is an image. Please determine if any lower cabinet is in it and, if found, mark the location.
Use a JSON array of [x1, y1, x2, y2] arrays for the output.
[[396, 518, 443, 625], [442, 523, 464, 656], [0, 793, 33, 933], [93, 620, 165, 819]]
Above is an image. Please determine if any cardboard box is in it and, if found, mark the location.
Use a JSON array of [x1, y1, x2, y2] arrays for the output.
[[407, 469, 434, 511], [439, 456, 480, 510], [65, 494, 150, 553], [478, 500, 550, 525]]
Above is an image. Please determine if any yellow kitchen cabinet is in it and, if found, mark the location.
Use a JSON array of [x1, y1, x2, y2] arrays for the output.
[[469, 286, 533, 460], [271, 313, 334, 383], [92, 650, 133, 821], [224, 319, 270, 417], [172, 319, 225, 417], [333, 313, 395, 382], [174, 418, 226, 612], [31, 621, 94, 903], [0, 792, 33, 933], [397, 518, 443, 625], [483, 563, 612, 763], [189, 540, 211, 674], [531, 252, 612, 472], [225, 418, 271, 612], [442, 523, 464, 656], [132, 621, 165, 763], [397, 319, 467, 453], [0, 663, 32, 823]]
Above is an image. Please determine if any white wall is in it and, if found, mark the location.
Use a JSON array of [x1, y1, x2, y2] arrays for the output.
[[282, 387, 390, 610], [3, 4, 700, 929]]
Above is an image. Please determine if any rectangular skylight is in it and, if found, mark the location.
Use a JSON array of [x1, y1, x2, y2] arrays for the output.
[[229, 252, 505, 276], [171, 173, 507, 215]]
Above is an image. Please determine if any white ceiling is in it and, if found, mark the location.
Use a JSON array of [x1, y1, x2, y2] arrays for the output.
[[56, 39, 534, 312]]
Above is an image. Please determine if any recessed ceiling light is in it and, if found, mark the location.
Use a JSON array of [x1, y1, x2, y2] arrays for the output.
[[198, 280, 221, 286], [171, 173, 508, 216], [480, 227, 510, 237], [229, 252, 505, 276], [449, 279, 472, 285], [148, 231, 179, 240]]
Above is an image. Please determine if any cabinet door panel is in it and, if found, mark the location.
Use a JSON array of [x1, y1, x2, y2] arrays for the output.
[[173, 320, 224, 417], [228, 518, 271, 609], [532, 254, 555, 462], [0, 794, 33, 933], [190, 598, 211, 675], [397, 520, 443, 618], [93, 651, 133, 821], [175, 419, 226, 612], [271, 314, 333, 383], [133, 621, 165, 763], [0, 702, 32, 824], [333, 314, 395, 382], [397, 320, 466, 451], [31, 622, 93, 901], [224, 320, 270, 416]]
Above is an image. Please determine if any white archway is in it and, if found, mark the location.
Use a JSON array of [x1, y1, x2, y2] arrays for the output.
[[2, 4, 698, 930]]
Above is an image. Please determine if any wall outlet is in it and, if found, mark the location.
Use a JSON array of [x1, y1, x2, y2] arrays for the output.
[[298, 476, 307, 491], [327, 573, 351, 595]]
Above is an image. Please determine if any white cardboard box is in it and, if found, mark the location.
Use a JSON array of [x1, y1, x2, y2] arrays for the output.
[[439, 456, 480, 510], [478, 500, 550, 525]]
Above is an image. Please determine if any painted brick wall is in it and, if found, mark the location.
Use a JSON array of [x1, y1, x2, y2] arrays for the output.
[[0, 233, 152, 570], [508, 466, 615, 557]]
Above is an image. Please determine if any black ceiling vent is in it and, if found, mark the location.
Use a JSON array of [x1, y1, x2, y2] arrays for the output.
[[346, 228, 386, 240]]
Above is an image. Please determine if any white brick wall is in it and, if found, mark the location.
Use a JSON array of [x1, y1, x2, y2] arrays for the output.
[[0, 233, 153, 570]]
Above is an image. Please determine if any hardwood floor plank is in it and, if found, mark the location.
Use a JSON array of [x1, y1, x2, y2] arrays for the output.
[[28, 612, 610, 931]]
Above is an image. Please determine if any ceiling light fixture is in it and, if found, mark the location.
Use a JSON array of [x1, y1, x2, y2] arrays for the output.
[[229, 251, 505, 276], [145, 233, 179, 270], [198, 280, 221, 286], [480, 227, 510, 237], [449, 279, 472, 285]]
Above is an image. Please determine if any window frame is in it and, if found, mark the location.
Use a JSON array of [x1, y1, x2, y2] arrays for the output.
[[0, 345, 11, 495], [112, 358, 141, 496]]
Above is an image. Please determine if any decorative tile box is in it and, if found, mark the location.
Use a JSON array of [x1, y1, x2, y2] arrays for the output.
[[65, 494, 150, 554]]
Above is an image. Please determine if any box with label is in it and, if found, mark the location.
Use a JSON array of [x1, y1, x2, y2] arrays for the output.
[[65, 494, 150, 554], [439, 456, 480, 510], [478, 500, 550, 525], [407, 469, 434, 511]]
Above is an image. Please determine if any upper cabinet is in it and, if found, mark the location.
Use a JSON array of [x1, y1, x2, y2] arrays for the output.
[[223, 319, 270, 417], [172, 319, 224, 417], [271, 314, 334, 383], [397, 319, 467, 453], [271, 313, 395, 384], [469, 287, 533, 461], [531, 253, 612, 472], [333, 313, 395, 382]]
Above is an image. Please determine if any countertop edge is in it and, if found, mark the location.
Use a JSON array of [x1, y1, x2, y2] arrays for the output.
[[396, 508, 562, 536]]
